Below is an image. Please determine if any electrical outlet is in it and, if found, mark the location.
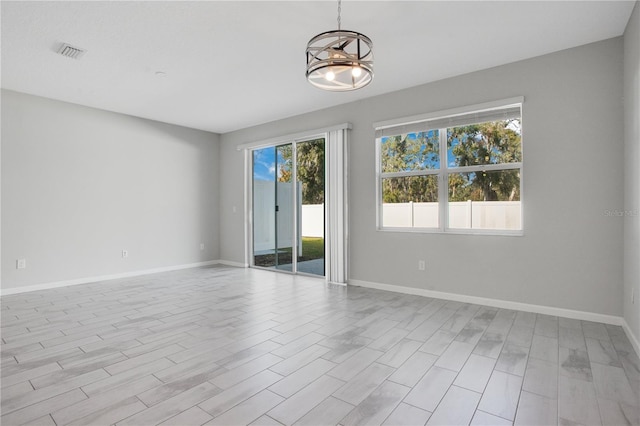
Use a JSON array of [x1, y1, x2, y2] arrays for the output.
[[200, 243, 205, 250], [418, 260, 425, 271], [122, 250, 128, 258], [16, 259, 26, 269]]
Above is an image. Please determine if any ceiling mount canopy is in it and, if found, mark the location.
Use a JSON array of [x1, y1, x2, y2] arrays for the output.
[[305, 0, 373, 92]]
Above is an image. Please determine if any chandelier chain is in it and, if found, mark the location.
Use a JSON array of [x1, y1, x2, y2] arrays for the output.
[[337, 0, 341, 30]]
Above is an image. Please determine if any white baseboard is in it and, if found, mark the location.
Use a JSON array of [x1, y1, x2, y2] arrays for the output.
[[0, 260, 221, 296], [349, 279, 624, 326], [353, 278, 639, 358], [216, 259, 248, 268], [622, 319, 640, 358]]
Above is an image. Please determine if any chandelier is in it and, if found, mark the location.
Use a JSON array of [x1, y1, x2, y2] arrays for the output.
[[305, 0, 374, 91]]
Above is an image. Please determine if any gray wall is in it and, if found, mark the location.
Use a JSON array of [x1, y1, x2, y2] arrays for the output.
[[624, 3, 640, 341], [1, 90, 220, 290], [220, 37, 625, 317]]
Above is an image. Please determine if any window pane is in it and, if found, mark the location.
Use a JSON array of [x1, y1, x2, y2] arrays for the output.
[[275, 144, 294, 270], [448, 170, 521, 230], [380, 130, 440, 173], [382, 176, 439, 228], [253, 146, 276, 268], [447, 119, 521, 168], [297, 138, 325, 276]]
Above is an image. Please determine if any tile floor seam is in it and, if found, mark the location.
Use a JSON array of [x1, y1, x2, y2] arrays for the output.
[[2, 267, 638, 426]]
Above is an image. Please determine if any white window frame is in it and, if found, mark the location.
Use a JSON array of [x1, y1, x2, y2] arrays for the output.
[[374, 97, 524, 236]]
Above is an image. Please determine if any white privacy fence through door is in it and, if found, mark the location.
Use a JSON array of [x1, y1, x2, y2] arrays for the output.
[[252, 181, 302, 254], [253, 181, 325, 255]]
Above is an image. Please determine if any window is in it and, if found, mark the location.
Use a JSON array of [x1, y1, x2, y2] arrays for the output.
[[375, 98, 523, 234]]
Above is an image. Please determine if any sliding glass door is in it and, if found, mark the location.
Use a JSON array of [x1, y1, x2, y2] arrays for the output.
[[296, 139, 325, 275], [252, 138, 325, 277]]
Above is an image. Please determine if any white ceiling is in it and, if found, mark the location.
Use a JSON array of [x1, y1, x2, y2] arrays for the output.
[[1, 1, 635, 134]]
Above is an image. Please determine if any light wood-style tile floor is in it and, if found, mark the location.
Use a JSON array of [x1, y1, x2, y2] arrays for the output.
[[1, 266, 639, 426]]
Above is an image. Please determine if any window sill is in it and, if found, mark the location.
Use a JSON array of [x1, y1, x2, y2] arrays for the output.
[[377, 227, 524, 237]]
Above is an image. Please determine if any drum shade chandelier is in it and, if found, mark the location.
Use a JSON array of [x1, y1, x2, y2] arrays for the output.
[[305, 0, 373, 91]]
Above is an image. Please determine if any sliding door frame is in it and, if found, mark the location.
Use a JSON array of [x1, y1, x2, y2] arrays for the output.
[[240, 123, 350, 284], [247, 136, 323, 277]]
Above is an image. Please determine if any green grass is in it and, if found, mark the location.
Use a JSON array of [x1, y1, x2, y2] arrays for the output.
[[301, 237, 324, 259], [252, 237, 324, 267]]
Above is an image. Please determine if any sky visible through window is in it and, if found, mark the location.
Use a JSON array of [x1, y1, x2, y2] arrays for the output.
[[253, 146, 277, 181]]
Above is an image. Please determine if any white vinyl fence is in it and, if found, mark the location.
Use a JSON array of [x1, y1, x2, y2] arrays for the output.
[[300, 204, 324, 238], [382, 201, 521, 230], [253, 181, 301, 253], [253, 181, 324, 254], [255, 186, 519, 250]]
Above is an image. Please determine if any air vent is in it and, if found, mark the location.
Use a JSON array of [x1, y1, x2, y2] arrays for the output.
[[57, 43, 86, 59]]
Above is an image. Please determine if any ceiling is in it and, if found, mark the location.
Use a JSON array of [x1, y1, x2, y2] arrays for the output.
[[1, 1, 635, 134]]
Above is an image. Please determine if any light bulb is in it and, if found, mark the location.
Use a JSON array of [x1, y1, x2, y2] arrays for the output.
[[351, 66, 362, 77], [325, 70, 335, 81]]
